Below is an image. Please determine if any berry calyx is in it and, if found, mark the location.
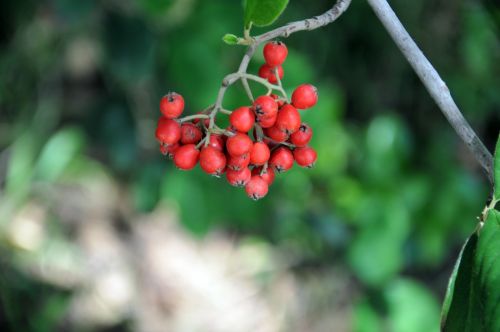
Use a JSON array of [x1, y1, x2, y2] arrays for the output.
[[263, 41, 288, 67], [160, 92, 184, 118], [250, 141, 271, 166], [253, 95, 278, 119], [252, 167, 275, 186], [226, 133, 253, 157], [155, 117, 181, 145], [180, 123, 202, 144], [258, 64, 284, 84], [290, 123, 313, 147], [226, 167, 251, 187], [173, 144, 199, 170], [269, 147, 294, 173], [293, 146, 317, 168], [245, 175, 269, 200], [200, 146, 226, 176], [160, 143, 179, 158], [275, 104, 301, 134], [229, 106, 255, 133], [291, 84, 318, 110]]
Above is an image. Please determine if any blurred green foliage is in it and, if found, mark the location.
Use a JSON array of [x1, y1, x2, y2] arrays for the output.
[[0, 0, 499, 331]]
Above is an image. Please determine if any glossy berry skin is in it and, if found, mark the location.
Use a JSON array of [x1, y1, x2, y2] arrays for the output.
[[173, 144, 199, 170], [245, 175, 269, 200], [263, 41, 288, 67], [155, 117, 181, 145], [269, 147, 294, 173], [180, 123, 202, 144], [226, 167, 251, 187], [160, 92, 184, 118], [258, 64, 284, 84], [290, 123, 313, 147], [200, 146, 226, 176], [252, 167, 275, 186], [275, 104, 301, 134], [227, 153, 250, 171], [264, 126, 289, 142], [291, 84, 318, 110], [160, 143, 179, 158], [257, 113, 277, 128], [207, 134, 225, 151], [293, 146, 317, 168], [226, 133, 253, 157], [253, 95, 278, 119], [229, 106, 255, 133], [250, 141, 271, 166]]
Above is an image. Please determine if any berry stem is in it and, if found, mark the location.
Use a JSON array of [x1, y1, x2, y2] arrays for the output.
[[179, 114, 209, 123], [273, 67, 288, 102]]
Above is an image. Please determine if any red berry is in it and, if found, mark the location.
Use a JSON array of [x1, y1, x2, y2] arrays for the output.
[[160, 142, 179, 158], [173, 144, 199, 170], [269, 147, 294, 173], [226, 133, 253, 157], [250, 141, 270, 166], [263, 41, 288, 67], [291, 84, 318, 109], [229, 106, 255, 133], [264, 126, 289, 142], [275, 104, 301, 134], [258, 64, 284, 84], [226, 167, 251, 187], [245, 175, 269, 200], [253, 96, 278, 119], [200, 146, 226, 176], [227, 153, 251, 171], [207, 134, 225, 151], [290, 123, 313, 147], [252, 167, 275, 186], [257, 113, 277, 128], [270, 94, 285, 108], [155, 117, 181, 145], [293, 146, 317, 168], [160, 92, 184, 118], [180, 123, 202, 144]]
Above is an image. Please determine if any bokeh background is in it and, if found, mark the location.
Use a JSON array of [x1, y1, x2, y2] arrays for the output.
[[0, 0, 499, 331]]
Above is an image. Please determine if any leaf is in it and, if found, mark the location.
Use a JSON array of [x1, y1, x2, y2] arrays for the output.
[[243, 0, 289, 28], [494, 133, 500, 200], [222, 33, 239, 45], [441, 209, 500, 332]]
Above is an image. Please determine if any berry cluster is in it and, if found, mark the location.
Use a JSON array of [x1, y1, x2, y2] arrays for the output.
[[155, 41, 318, 200]]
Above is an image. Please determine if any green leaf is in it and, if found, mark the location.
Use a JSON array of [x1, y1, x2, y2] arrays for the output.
[[243, 0, 289, 28], [441, 209, 500, 332], [494, 133, 500, 200], [222, 33, 239, 45]]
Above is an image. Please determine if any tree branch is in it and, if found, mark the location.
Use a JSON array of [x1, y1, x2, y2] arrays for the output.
[[366, 0, 494, 183]]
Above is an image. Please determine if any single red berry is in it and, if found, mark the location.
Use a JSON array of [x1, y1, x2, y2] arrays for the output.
[[160, 92, 184, 118], [160, 142, 179, 158], [227, 153, 250, 171], [269, 147, 294, 173], [252, 167, 275, 186], [264, 126, 289, 142], [207, 134, 225, 151], [226, 133, 253, 157], [293, 146, 317, 168], [258, 64, 284, 84], [180, 123, 202, 144], [291, 84, 318, 109], [173, 144, 199, 170], [275, 104, 301, 134], [226, 167, 251, 187], [155, 117, 181, 145], [257, 113, 277, 128], [200, 146, 226, 176], [229, 106, 255, 133], [290, 123, 313, 147], [253, 95, 278, 119], [245, 175, 269, 200], [263, 41, 288, 67], [250, 141, 270, 166]]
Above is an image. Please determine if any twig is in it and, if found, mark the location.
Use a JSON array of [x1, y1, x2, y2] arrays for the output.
[[366, 0, 494, 183]]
